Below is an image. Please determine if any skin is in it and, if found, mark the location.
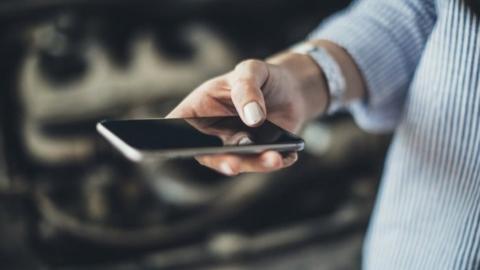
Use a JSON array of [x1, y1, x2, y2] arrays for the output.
[[167, 40, 366, 176]]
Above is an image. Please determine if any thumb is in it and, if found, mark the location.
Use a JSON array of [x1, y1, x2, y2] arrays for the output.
[[229, 59, 269, 127]]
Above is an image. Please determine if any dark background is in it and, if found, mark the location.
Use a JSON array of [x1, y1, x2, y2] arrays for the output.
[[0, 1, 391, 269]]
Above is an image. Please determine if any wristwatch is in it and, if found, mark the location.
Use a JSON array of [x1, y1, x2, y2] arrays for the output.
[[290, 43, 347, 114]]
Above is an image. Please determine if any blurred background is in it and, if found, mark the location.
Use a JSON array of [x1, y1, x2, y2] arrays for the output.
[[0, 0, 392, 269]]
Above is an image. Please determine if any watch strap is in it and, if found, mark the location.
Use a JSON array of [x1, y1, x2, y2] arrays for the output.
[[291, 43, 347, 114]]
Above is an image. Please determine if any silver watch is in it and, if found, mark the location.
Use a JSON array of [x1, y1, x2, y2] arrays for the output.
[[290, 43, 347, 114]]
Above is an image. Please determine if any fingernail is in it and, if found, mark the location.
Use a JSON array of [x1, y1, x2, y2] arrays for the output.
[[263, 157, 278, 168], [220, 162, 234, 175], [238, 136, 253, 145], [243, 102, 264, 126]]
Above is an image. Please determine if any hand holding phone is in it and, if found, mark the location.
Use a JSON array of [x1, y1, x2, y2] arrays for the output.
[[160, 55, 326, 175]]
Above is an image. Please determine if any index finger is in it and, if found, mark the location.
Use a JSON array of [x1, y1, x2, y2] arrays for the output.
[[195, 151, 298, 176]]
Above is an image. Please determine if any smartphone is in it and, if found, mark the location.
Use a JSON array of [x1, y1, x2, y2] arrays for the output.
[[97, 116, 304, 162]]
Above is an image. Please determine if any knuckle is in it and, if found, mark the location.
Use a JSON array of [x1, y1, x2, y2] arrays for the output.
[[235, 59, 265, 71], [232, 78, 255, 91], [196, 156, 212, 167], [229, 163, 241, 174], [224, 157, 241, 173], [202, 78, 219, 88], [195, 157, 207, 166], [200, 77, 225, 91]]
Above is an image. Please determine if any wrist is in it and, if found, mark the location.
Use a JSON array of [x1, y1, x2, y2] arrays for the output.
[[266, 52, 329, 121]]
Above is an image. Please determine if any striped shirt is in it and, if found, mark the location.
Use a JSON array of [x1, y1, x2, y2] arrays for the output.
[[311, 0, 480, 269]]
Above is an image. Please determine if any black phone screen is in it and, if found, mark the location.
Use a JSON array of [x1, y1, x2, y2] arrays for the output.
[[99, 116, 303, 151]]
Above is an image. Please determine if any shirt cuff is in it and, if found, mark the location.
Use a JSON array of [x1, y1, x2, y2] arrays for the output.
[[309, 16, 409, 133]]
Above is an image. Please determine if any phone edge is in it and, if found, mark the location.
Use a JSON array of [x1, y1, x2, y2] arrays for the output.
[[141, 142, 304, 160], [97, 118, 304, 162], [96, 122, 144, 162]]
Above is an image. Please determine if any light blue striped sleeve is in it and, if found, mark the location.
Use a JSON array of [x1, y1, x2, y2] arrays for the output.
[[310, 0, 437, 133]]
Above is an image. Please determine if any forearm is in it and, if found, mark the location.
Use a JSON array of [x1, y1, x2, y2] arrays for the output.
[[266, 40, 367, 121]]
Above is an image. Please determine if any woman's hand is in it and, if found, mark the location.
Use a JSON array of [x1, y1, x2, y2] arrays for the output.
[[167, 53, 330, 176]]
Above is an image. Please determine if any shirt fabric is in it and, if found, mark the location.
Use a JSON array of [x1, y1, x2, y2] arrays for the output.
[[311, 0, 480, 269]]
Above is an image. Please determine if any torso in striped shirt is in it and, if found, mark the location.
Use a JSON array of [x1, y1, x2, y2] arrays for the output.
[[364, 0, 480, 269]]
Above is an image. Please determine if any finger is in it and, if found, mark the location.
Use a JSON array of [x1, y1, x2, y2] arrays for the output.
[[195, 151, 296, 176], [196, 155, 241, 176], [166, 78, 233, 119], [166, 105, 194, 119], [229, 59, 269, 127], [223, 132, 253, 146], [166, 94, 198, 118]]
